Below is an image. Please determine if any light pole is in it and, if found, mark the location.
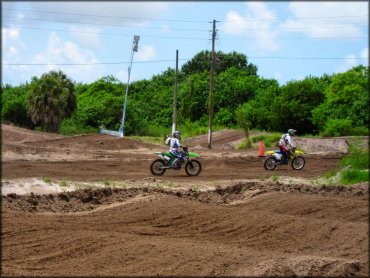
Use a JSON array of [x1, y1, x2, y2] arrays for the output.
[[119, 35, 140, 136]]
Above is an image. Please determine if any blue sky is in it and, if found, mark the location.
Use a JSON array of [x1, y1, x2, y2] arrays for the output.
[[2, 1, 368, 86]]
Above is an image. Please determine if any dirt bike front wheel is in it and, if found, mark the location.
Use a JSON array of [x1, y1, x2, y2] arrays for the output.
[[150, 159, 166, 176], [264, 157, 277, 170], [185, 159, 201, 176], [291, 156, 305, 170]]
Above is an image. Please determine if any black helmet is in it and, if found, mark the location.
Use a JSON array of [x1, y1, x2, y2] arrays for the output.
[[288, 129, 297, 135], [173, 130, 181, 139]]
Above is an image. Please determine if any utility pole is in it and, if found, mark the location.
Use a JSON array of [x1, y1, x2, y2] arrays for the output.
[[119, 35, 140, 136], [208, 19, 216, 149], [172, 49, 179, 135]]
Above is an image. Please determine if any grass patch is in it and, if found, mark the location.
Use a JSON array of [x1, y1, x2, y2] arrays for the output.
[[58, 119, 98, 135], [236, 138, 252, 150], [103, 180, 112, 187], [323, 170, 337, 179], [42, 177, 52, 184], [341, 169, 368, 185], [340, 152, 368, 170], [120, 182, 127, 189], [58, 179, 67, 187], [324, 139, 369, 185], [177, 121, 224, 139], [130, 135, 164, 145], [251, 133, 281, 148]]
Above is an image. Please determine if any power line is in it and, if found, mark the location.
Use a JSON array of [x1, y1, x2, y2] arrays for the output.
[[4, 7, 367, 22], [3, 16, 210, 32], [3, 56, 365, 66], [2, 59, 188, 66], [3, 25, 209, 40], [2, 7, 209, 23], [220, 14, 368, 23], [4, 25, 366, 40], [221, 36, 367, 40], [4, 16, 367, 32]]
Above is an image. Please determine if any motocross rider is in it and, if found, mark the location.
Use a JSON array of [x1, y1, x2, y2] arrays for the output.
[[165, 130, 185, 166], [278, 129, 297, 162]]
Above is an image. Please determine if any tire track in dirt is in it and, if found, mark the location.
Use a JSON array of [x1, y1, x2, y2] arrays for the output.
[[2, 183, 368, 276], [2, 125, 368, 277]]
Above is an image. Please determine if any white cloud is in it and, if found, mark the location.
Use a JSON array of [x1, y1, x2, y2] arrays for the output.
[[335, 48, 368, 73], [281, 2, 368, 39], [360, 47, 369, 64], [160, 25, 171, 33], [2, 28, 31, 84], [116, 70, 128, 83], [2, 27, 20, 40], [221, 2, 280, 53], [273, 71, 283, 82], [135, 45, 156, 61], [2, 28, 25, 63], [70, 26, 102, 49], [222, 11, 249, 35], [32, 32, 105, 83], [21, 2, 170, 25]]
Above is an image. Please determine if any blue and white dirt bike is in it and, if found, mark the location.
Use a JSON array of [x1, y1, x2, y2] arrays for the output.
[[264, 148, 305, 170], [150, 146, 202, 176]]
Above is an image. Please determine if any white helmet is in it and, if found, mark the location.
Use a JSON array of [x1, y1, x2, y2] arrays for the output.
[[173, 130, 181, 139], [288, 129, 297, 135]]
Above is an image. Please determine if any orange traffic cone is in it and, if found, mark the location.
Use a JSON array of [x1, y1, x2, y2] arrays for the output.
[[258, 141, 266, 157]]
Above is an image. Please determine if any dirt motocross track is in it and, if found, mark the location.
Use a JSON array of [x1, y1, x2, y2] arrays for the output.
[[1, 124, 369, 277]]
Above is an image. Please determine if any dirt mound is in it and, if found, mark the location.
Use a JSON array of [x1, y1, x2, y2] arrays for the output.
[[2, 183, 368, 276], [3, 181, 368, 213], [184, 129, 245, 149], [1, 124, 65, 143], [2, 124, 158, 150], [21, 133, 158, 151]]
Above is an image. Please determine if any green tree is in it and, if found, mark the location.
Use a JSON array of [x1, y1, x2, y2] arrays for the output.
[[75, 76, 124, 130], [312, 65, 369, 133], [270, 77, 326, 134], [215, 67, 259, 112], [27, 70, 76, 132], [1, 83, 34, 127], [181, 50, 257, 76], [235, 103, 253, 148], [178, 71, 210, 121], [245, 79, 280, 131]]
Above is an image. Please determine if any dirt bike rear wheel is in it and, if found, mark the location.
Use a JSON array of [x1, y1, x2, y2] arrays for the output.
[[291, 156, 305, 170], [150, 159, 166, 176], [264, 157, 277, 170], [185, 160, 201, 176]]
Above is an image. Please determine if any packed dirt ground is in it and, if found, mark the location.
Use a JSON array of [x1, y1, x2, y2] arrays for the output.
[[1, 124, 369, 276]]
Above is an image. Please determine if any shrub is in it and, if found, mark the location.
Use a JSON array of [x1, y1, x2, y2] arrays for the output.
[[339, 140, 369, 184], [236, 138, 251, 149], [341, 169, 368, 185], [58, 118, 98, 135], [340, 142, 369, 170], [350, 126, 368, 136], [251, 133, 281, 148], [321, 118, 352, 137]]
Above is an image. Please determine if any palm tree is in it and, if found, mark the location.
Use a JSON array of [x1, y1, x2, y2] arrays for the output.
[[27, 70, 76, 132]]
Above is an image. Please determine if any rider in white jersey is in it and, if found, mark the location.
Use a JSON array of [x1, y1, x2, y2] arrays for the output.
[[278, 129, 296, 161], [165, 130, 185, 165]]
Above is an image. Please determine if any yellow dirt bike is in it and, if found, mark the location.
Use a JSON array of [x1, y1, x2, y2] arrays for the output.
[[264, 148, 305, 170]]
